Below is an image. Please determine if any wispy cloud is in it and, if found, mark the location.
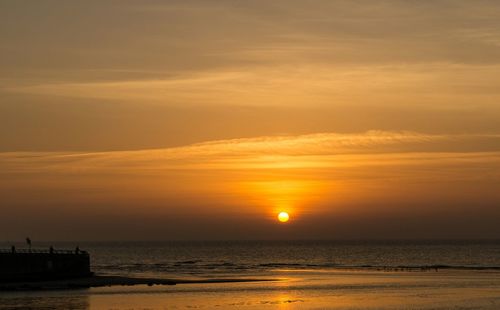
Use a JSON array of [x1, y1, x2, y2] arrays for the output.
[[7, 63, 500, 109], [1, 131, 499, 174]]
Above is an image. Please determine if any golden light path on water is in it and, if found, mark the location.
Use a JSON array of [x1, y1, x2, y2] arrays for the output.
[[83, 270, 500, 309]]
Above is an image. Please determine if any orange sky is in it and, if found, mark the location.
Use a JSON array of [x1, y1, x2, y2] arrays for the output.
[[1, 1, 500, 240]]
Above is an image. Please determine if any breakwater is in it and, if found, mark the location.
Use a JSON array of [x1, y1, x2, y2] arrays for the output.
[[0, 249, 91, 281]]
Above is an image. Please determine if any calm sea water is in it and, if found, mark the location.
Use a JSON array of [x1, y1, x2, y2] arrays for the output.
[[52, 240, 500, 277]]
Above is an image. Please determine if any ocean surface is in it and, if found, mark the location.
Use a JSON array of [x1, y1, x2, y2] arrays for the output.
[[1, 240, 500, 309], [84, 240, 500, 277]]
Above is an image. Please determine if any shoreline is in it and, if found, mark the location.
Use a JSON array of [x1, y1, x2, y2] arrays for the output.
[[2, 266, 499, 292], [1, 269, 498, 309], [0, 275, 276, 291]]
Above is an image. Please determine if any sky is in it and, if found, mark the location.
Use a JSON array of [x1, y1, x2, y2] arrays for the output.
[[1, 0, 500, 241]]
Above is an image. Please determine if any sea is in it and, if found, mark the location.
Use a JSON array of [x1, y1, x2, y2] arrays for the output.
[[1, 240, 500, 309]]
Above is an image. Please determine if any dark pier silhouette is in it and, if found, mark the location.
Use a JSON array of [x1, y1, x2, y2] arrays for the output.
[[0, 246, 273, 291], [0, 247, 91, 282]]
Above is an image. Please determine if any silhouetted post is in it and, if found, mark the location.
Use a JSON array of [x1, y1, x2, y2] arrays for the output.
[[75, 246, 80, 254], [11, 245, 15, 253], [50, 246, 54, 254]]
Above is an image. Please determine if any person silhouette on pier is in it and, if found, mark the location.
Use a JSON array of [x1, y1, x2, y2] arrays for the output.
[[26, 237, 32, 252]]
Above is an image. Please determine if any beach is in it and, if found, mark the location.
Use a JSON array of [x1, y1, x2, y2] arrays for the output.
[[0, 275, 273, 291], [1, 269, 499, 309]]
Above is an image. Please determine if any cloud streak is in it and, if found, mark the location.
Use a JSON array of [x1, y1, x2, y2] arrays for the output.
[[7, 64, 500, 108], [1, 131, 500, 241], [1, 131, 499, 175]]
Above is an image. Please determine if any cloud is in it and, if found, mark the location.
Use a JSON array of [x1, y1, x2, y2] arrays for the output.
[[3, 1, 500, 111], [1, 131, 499, 175], [2, 130, 499, 241], [7, 64, 500, 109]]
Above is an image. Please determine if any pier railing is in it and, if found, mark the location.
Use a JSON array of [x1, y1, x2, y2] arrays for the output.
[[0, 249, 88, 255], [0, 248, 91, 280]]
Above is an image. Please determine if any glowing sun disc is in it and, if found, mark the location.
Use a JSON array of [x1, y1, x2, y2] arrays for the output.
[[278, 211, 289, 223]]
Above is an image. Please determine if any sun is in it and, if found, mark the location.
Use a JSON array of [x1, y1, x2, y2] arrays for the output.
[[278, 211, 289, 223]]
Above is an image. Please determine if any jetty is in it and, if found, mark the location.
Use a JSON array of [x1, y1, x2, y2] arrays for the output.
[[0, 246, 274, 291], [0, 247, 91, 282]]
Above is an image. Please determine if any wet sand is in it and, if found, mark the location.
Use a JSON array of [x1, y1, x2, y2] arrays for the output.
[[1, 269, 499, 309], [0, 275, 274, 291]]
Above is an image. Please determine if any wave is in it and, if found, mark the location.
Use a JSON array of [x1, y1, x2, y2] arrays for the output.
[[93, 261, 500, 274]]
